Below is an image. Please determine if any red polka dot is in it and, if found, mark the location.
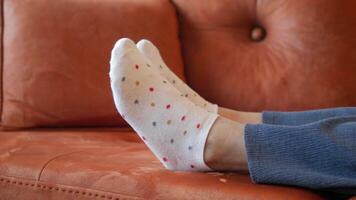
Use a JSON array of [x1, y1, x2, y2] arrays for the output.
[[163, 157, 168, 162], [190, 165, 195, 168], [166, 104, 171, 109], [181, 116, 186, 121], [135, 64, 139, 69], [149, 87, 154, 92], [196, 124, 201, 129]]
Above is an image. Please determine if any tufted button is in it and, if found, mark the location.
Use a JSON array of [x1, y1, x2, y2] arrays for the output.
[[250, 26, 266, 42]]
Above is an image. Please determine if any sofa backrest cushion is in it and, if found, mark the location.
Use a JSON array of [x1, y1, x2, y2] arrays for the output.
[[172, 0, 356, 111], [1, 0, 184, 128]]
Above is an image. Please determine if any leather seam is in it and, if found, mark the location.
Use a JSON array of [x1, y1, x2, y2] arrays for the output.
[[0, 0, 3, 124], [0, 175, 143, 200], [254, 0, 258, 22], [168, 0, 188, 82]]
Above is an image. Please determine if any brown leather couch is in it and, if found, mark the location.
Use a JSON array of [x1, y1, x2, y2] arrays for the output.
[[1, 0, 356, 199]]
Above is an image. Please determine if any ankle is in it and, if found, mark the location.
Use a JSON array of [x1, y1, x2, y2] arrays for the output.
[[218, 107, 262, 124], [204, 117, 248, 171]]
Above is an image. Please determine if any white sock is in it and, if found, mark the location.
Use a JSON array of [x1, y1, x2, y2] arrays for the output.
[[136, 39, 218, 114], [110, 38, 218, 171]]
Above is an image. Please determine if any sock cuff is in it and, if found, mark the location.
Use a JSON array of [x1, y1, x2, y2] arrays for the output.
[[194, 113, 219, 171], [209, 104, 219, 114]]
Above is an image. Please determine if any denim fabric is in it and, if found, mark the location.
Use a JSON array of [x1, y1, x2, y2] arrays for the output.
[[245, 107, 356, 196]]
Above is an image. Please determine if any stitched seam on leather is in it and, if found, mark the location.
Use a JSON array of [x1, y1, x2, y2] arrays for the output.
[[0, 175, 143, 200], [167, 0, 187, 84], [254, 0, 258, 22], [0, 0, 3, 124], [37, 150, 84, 181]]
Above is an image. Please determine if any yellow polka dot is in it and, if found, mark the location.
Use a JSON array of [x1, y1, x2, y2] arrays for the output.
[[150, 102, 155, 107]]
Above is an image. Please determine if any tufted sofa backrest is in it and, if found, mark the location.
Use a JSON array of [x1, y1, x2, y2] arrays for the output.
[[0, 0, 184, 128], [2, 0, 356, 129], [173, 0, 356, 111]]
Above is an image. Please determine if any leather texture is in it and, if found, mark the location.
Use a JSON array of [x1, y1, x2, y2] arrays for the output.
[[0, 129, 325, 200], [1, 0, 184, 128], [173, 0, 356, 112], [1, 0, 356, 199]]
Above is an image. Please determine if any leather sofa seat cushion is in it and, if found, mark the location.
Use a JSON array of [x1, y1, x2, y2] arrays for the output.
[[0, 129, 325, 200], [172, 0, 356, 111], [1, 0, 184, 128]]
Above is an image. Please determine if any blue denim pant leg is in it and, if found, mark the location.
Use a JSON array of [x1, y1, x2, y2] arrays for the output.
[[245, 115, 356, 195], [263, 107, 356, 126]]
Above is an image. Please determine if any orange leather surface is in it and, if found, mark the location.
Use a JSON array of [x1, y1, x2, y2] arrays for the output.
[[173, 0, 356, 112], [1, 0, 184, 128], [0, 129, 325, 200], [1, 0, 356, 199]]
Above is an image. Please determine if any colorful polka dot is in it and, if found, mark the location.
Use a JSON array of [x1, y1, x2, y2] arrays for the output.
[[111, 40, 218, 171]]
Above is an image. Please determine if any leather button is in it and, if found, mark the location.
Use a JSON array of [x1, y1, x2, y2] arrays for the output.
[[250, 26, 266, 42]]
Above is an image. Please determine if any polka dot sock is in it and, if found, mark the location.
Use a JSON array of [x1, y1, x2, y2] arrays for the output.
[[110, 38, 218, 171], [136, 39, 218, 114]]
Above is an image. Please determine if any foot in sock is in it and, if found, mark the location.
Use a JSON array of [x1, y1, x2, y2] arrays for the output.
[[136, 39, 218, 114], [110, 38, 218, 171]]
